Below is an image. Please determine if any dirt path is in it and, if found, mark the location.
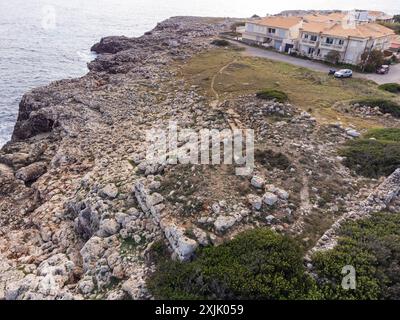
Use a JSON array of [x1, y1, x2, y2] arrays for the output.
[[210, 59, 245, 130], [209, 56, 312, 232], [210, 59, 236, 107]]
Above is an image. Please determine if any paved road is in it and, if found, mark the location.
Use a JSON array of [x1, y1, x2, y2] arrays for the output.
[[231, 41, 400, 85]]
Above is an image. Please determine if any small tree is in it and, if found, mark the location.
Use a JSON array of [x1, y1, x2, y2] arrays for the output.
[[360, 49, 384, 72], [394, 15, 400, 23], [230, 22, 245, 33], [325, 50, 342, 64]]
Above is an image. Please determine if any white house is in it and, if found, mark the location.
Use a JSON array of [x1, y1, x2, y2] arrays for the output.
[[241, 16, 303, 52], [367, 11, 394, 23], [298, 21, 394, 65]]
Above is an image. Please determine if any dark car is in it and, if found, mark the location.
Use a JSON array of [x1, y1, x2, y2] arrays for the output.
[[376, 65, 390, 74], [328, 69, 336, 75]]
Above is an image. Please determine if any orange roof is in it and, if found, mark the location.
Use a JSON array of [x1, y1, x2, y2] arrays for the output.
[[251, 16, 303, 29], [304, 12, 347, 23], [392, 36, 400, 45], [301, 21, 395, 39], [368, 11, 383, 17]]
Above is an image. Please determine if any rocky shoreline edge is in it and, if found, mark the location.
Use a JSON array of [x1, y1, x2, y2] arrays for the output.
[[1, 15, 399, 300]]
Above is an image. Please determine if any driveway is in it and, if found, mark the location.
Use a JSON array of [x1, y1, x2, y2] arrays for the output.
[[230, 40, 400, 85]]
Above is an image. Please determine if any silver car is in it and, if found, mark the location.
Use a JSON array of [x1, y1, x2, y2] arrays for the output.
[[334, 69, 353, 78]]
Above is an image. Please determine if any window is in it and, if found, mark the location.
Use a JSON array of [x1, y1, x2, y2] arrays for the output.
[[325, 37, 334, 44], [338, 39, 345, 45], [268, 28, 276, 34], [308, 47, 315, 55], [310, 35, 318, 42], [304, 34, 309, 39]]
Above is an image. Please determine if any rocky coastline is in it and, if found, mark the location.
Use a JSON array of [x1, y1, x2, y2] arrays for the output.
[[0, 16, 236, 300], [1, 16, 399, 300]]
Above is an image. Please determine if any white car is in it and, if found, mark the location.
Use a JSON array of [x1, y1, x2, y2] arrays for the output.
[[334, 69, 353, 78]]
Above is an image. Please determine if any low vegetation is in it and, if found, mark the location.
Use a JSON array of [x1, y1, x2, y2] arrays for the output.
[[211, 39, 230, 47], [378, 83, 400, 94], [339, 128, 400, 178], [256, 89, 288, 103], [325, 50, 341, 64], [149, 212, 400, 300], [255, 149, 291, 170], [147, 228, 318, 300], [181, 48, 394, 127], [313, 212, 400, 300], [364, 127, 400, 142], [351, 98, 400, 118], [360, 49, 385, 72], [378, 21, 400, 35]]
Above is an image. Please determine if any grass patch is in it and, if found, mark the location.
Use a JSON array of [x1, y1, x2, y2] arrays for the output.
[[120, 236, 145, 255], [313, 212, 400, 300], [180, 48, 395, 127], [364, 128, 400, 142], [256, 89, 288, 103], [378, 83, 400, 94], [352, 98, 400, 118], [147, 228, 318, 300], [339, 128, 400, 178]]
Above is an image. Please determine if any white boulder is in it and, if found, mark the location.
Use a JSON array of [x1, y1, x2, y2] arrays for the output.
[[263, 192, 278, 206]]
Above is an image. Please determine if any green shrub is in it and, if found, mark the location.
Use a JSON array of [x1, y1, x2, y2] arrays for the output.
[[147, 228, 318, 300], [312, 212, 400, 300], [211, 39, 230, 47], [360, 49, 384, 72], [325, 50, 342, 64], [378, 83, 400, 94], [378, 22, 400, 35], [364, 128, 400, 142], [339, 138, 400, 178], [352, 98, 400, 118], [230, 22, 245, 32], [256, 89, 288, 103], [255, 149, 291, 170]]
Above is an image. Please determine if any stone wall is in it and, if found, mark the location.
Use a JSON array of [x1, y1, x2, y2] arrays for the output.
[[307, 168, 400, 258], [134, 178, 198, 261]]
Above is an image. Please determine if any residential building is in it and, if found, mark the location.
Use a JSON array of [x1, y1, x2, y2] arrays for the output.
[[367, 10, 394, 23], [298, 21, 394, 65], [304, 12, 347, 23], [390, 36, 400, 52], [238, 12, 395, 66], [241, 16, 303, 52]]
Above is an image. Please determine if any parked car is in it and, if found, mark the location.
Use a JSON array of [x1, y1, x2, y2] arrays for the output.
[[376, 65, 390, 74], [334, 69, 353, 78], [328, 69, 336, 75]]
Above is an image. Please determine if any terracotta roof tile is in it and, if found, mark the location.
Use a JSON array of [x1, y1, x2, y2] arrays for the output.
[[251, 16, 302, 29], [304, 13, 347, 23], [301, 21, 395, 39]]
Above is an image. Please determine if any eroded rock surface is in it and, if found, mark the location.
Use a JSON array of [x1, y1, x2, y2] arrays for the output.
[[0, 17, 235, 300], [1, 16, 398, 300]]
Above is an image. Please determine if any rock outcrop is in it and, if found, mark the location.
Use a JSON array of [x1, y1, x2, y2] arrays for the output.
[[1, 14, 395, 300], [0, 16, 235, 300]]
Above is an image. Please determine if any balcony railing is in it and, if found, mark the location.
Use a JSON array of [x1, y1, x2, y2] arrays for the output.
[[319, 42, 345, 51], [301, 39, 317, 45]]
